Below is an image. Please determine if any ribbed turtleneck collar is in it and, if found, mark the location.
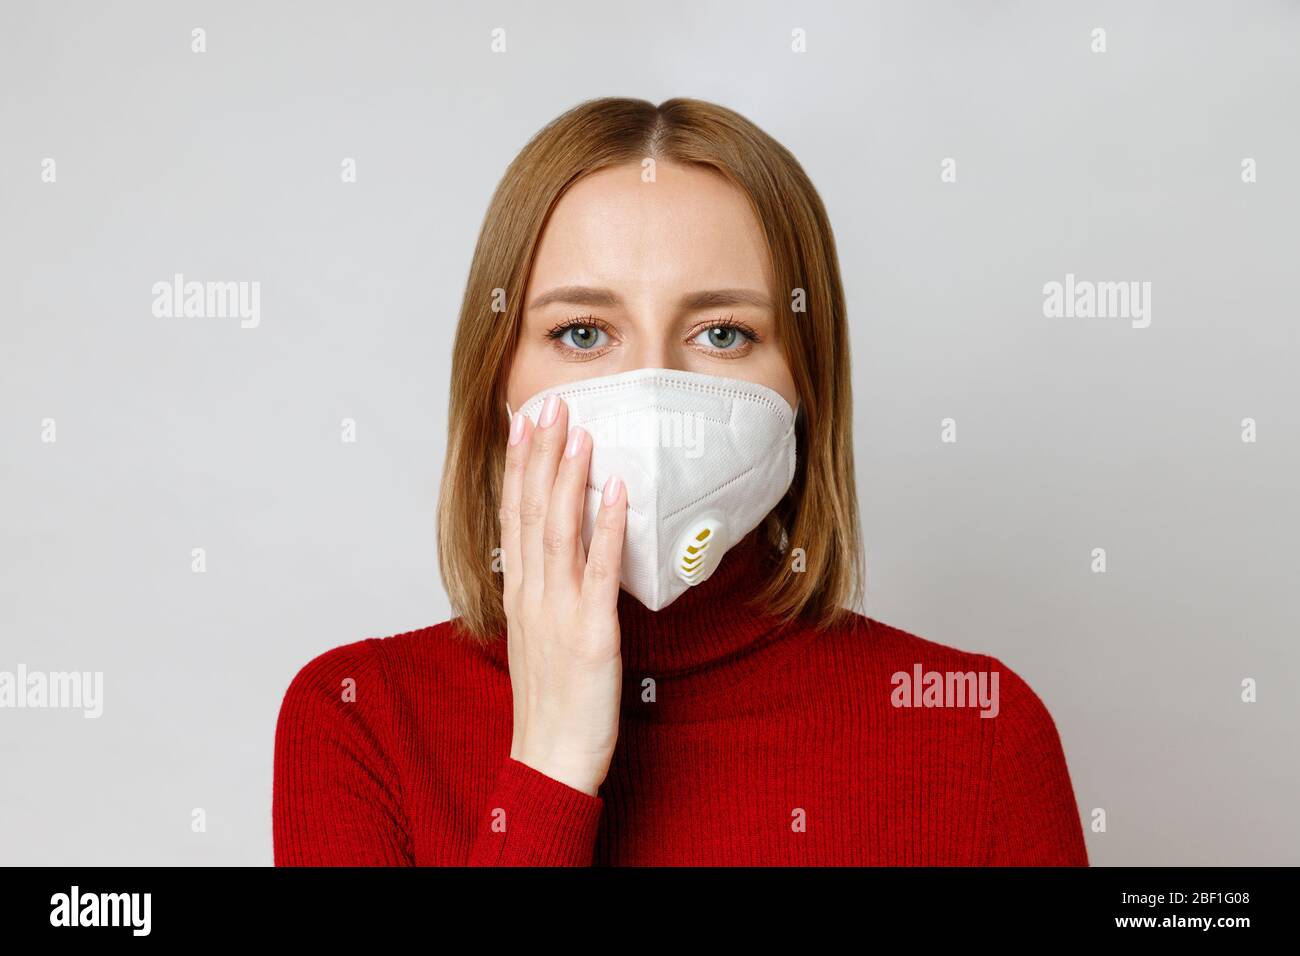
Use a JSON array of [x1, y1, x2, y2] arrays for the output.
[[615, 527, 784, 676], [478, 528, 800, 714]]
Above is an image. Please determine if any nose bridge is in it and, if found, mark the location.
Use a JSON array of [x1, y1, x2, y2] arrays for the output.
[[623, 341, 671, 372], [620, 291, 680, 372]]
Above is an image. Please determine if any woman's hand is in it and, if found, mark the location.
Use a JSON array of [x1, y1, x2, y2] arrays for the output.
[[498, 393, 627, 797]]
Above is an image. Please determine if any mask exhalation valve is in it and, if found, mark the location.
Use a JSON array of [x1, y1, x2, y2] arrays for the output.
[[673, 515, 726, 586]]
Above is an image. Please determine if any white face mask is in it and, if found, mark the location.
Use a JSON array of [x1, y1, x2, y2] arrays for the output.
[[508, 367, 798, 611]]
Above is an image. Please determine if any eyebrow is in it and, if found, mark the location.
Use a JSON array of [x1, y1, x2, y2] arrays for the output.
[[527, 285, 772, 311]]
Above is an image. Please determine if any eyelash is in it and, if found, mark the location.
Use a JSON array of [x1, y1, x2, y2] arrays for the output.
[[544, 314, 762, 355]]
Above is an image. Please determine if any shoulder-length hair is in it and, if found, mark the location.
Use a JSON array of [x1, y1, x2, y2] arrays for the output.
[[437, 96, 863, 641]]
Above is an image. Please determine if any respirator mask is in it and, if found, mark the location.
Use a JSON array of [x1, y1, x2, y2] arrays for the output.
[[508, 367, 798, 612]]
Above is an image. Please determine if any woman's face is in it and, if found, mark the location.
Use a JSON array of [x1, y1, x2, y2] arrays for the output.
[[506, 160, 798, 412]]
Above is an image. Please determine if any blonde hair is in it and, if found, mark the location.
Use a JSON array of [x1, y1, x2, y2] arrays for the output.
[[437, 97, 863, 641]]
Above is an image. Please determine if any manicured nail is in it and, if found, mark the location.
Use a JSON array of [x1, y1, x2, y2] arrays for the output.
[[603, 474, 622, 505], [509, 412, 526, 446], [565, 426, 586, 459], [540, 394, 560, 428]]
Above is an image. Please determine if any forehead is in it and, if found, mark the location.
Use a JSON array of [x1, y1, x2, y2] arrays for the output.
[[527, 161, 773, 294]]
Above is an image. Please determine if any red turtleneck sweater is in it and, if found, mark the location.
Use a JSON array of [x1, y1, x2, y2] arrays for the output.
[[273, 533, 1089, 866]]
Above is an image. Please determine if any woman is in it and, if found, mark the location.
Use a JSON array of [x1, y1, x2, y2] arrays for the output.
[[273, 97, 1089, 866]]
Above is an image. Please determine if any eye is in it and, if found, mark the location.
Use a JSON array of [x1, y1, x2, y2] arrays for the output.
[[545, 316, 611, 354], [688, 317, 760, 355], [561, 324, 605, 350], [697, 326, 740, 349]]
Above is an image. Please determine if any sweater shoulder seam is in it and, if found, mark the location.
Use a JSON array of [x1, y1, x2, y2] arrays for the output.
[[364, 635, 416, 861], [974, 650, 1001, 865]]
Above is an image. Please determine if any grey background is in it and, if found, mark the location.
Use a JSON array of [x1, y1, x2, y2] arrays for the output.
[[1, 0, 1296, 865]]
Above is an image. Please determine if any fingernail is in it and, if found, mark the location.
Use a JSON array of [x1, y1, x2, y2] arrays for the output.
[[540, 394, 560, 428], [509, 412, 526, 446], [565, 426, 586, 459], [603, 474, 622, 505]]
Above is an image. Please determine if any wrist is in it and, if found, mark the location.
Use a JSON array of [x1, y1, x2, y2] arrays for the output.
[[509, 741, 604, 797]]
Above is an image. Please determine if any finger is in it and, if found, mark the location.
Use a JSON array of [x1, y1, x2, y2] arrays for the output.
[[581, 474, 627, 612], [498, 410, 533, 608], [519, 393, 567, 600], [543, 424, 591, 592]]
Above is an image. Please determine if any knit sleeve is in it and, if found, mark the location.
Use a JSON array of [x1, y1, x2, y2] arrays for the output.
[[467, 757, 605, 866], [273, 639, 414, 866], [981, 657, 1089, 866]]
